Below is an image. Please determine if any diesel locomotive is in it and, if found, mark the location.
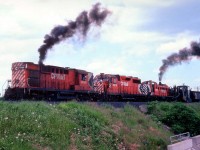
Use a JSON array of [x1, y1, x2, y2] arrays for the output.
[[3, 62, 200, 102]]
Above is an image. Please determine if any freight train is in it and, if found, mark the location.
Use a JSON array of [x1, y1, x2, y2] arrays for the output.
[[3, 62, 200, 102]]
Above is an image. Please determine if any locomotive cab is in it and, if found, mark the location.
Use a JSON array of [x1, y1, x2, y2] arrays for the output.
[[140, 80, 170, 100], [68, 69, 93, 91], [4, 62, 36, 99], [174, 85, 192, 102]]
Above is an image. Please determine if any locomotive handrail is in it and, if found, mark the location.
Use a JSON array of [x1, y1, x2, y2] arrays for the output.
[[173, 93, 180, 101], [2, 79, 11, 97], [27, 78, 30, 87]]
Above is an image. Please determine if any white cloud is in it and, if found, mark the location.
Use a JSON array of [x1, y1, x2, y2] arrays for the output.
[[194, 78, 200, 83], [162, 78, 182, 87], [85, 56, 140, 77], [0, 0, 96, 38], [0, 17, 25, 36], [0, 38, 40, 53], [103, 26, 167, 44], [103, 0, 178, 8], [121, 45, 151, 56], [156, 32, 200, 55]]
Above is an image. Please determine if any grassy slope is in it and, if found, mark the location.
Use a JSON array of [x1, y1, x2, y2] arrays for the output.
[[0, 100, 172, 150], [187, 103, 200, 115]]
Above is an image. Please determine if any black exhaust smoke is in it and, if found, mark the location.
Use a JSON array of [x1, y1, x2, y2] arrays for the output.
[[158, 41, 200, 82], [38, 3, 110, 65]]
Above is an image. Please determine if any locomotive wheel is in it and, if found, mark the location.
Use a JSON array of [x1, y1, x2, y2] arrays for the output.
[[75, 94, 80, 101]]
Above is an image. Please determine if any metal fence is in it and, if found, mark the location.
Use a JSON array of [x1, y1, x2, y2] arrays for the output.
[[170, 132, 190, 144]]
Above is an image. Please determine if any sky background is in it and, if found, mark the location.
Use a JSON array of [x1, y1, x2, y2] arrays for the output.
[[1, 0, 200, 95]]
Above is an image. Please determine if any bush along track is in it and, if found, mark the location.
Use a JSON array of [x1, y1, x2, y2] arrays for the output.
[[147, 102, 200, 136], [0, 101, 172, 149]]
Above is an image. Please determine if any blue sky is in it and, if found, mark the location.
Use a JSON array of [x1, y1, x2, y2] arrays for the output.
[[1, 0, 200, 95]]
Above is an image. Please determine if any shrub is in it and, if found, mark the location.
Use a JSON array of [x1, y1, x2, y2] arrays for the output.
[[162, 103, 200, 136], [148, 102, 200, 136]]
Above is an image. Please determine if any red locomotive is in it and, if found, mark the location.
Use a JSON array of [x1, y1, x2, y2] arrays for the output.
[[93, 73, 171, 101], [4, 62, 94, 100], [140, 81, 170, 97], [4, 62, 200, 102]]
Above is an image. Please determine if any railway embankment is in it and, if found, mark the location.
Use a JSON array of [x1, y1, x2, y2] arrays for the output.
[[0, 99, 200, 149], [0, 100, 172, 149]]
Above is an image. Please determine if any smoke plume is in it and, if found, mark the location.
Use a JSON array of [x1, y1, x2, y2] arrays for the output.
[[38, 3, 110, 65], [159, 41, 200, 81]]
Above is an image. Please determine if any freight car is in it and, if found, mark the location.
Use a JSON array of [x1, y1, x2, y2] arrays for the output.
[[3, 62, 200, 102]]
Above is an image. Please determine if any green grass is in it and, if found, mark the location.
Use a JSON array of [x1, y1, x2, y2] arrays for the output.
[[58, 102, 117, 150], [187, 103, 200, 116], [97, 104, 172, 149], [0, 101, 76, 150], [0, 101, 173, 149]]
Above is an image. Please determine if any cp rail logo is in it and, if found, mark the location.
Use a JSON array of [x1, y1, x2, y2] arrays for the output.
[[139, 84, 151, 95]]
